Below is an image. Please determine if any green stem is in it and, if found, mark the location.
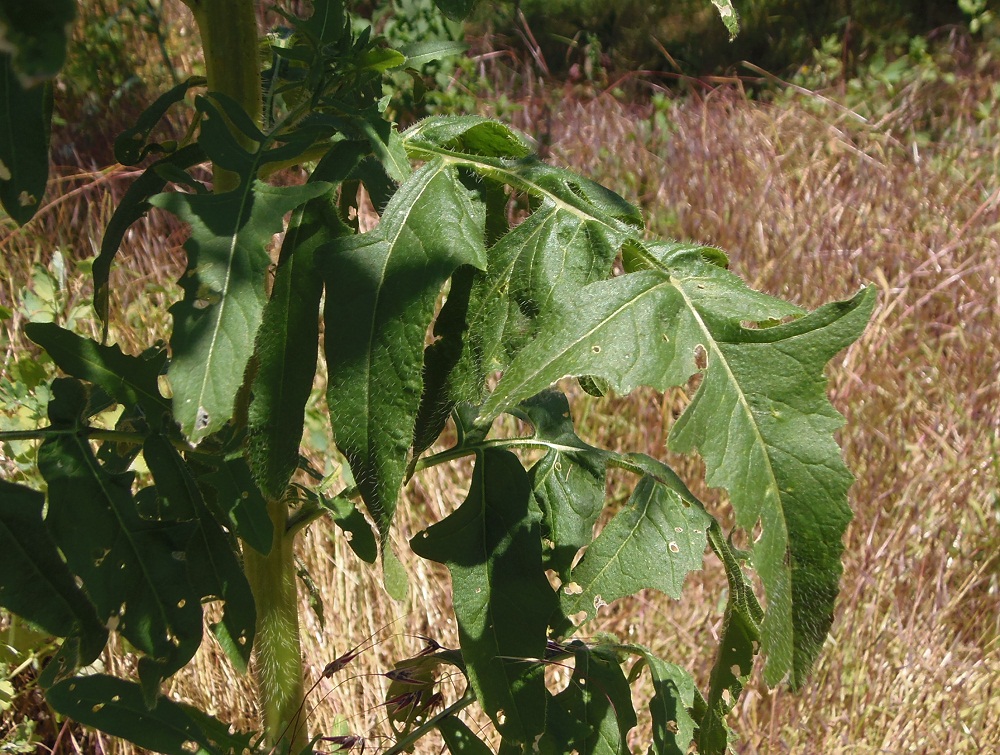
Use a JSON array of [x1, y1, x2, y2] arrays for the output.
[[181, 0, 262, 192], [243, 499, 308, 752]]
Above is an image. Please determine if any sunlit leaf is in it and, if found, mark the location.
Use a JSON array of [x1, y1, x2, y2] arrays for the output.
[[323, 159, 485, 540], [150, 179, 329, 442], [559, 475, 710, 624]]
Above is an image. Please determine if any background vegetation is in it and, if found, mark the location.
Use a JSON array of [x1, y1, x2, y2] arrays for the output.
[[3, 0, 998, 752]]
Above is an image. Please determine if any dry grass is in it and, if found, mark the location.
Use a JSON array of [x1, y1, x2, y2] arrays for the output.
[[3, 48, 1000, 755]]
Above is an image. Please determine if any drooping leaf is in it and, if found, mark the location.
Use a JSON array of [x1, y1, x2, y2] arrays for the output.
[[150, 179, 330, 442], [24, 322, 171, 427], [516, 390, 609, 579], [668, 286, 876, 686], [410, 449, 557, 744], [618, 644, 699, 755], [246, 174, 354, 497], [93, 144, 207, 337], [430, 0, 479, 22], [474, 242, 872, 684], [0, 54, 50, 225], [314, 491, 378, 564], [0, 480, 108, 663], [46, 675, 252, 755], [37, 379, 203, 693], [114, 77, 206, 166], [438, 715, 494, 755], [541, 641, 637, 755], [143, 434, 256, 672], [200, 456, 273, 555], [0, 0, 75, 86], [559, 475, 710, 625], [405, 116, 641, 389], [323, 159, 485, 540]]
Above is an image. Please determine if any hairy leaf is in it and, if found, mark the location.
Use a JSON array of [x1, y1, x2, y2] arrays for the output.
[[245, 141, 363, 498], [150, 180, 329, 442], [410, 449, 556, 744], [0, 54, 50, 224], [47, 675, 252, 755], [668, 286, 876, 686], [323, 159, 485, 539], [711, 0, 740, 39], [0, 480, 107, 663]]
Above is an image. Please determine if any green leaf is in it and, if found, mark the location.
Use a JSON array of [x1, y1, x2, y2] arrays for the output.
[[668, 286, 876, 686], [517, 390, 608, 579], [46, 675, 252, 755], [246, 141, 364, 498], [24, 323, 171, 427], [431, 0, 478, 22], [150, 179, 330, 442], [315, 492, 378, 564], [323, 159, 485, 540], [143, 435, 256, 673], [114, 77, 206, 166], [542, 642, 637, 755], [37, 380, 203, 690], [200, 456, 274, 555], [93, 144, 207, 336], [710, 0, 740, 39], [410, 449, 557, 744], [400, 40, 469, 69], [0, 480, 108, 664], [405, 117, 642, 393], [559, 475, 710, 624], [618, 644, 699, 755], [0, 0, 75, 86], [0, 54, 50, 225], [438, 715, 494, 755], [479, 241, 872, 684]]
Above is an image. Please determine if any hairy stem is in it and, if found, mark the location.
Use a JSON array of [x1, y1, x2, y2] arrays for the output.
[[243, 499, 308, 751]]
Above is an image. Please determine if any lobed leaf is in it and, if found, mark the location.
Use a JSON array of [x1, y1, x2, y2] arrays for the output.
[[24, 323, 171, 428], [559, 475, 710, 624]]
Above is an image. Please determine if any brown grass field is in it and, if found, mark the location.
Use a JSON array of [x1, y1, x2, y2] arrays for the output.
[[2, 20, 1000, 755]]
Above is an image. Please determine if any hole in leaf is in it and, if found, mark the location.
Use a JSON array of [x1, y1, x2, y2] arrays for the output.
[[668, 542, 679, 553], [693, 344, 707, 370]]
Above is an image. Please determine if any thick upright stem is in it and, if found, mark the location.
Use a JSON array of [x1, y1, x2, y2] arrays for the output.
[[182, 0, 262, 191], [180, 1, 306, 748], [243, 500, 308, 752]]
